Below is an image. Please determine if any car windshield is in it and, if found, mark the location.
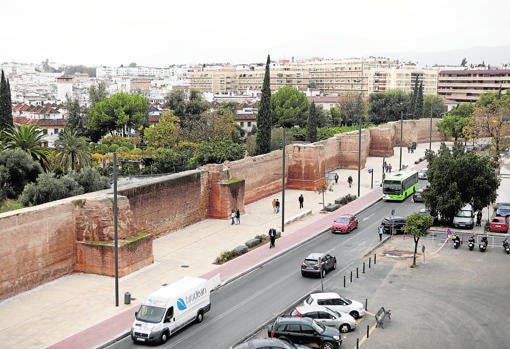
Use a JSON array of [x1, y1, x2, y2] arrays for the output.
[[457, 210, 472, 218], [311, 320, 326, 333], [135, 305, 166, 323], [498, 204, 510, 211], [335, 217, 349, 223], [383, 180, 402, 193]]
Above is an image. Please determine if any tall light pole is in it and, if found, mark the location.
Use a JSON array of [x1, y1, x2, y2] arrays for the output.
[[357, 62, 363, 197], [429, 104, 433, 151], [281, 127, 286, 233], [399, 110, 403, 171], [113, 152, 119, 307]]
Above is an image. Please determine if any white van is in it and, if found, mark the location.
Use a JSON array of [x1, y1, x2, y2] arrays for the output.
[[131, 276, 211, 344], [452, 204, 474, 229]]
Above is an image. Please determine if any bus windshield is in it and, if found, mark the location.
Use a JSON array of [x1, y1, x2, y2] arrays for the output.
[[383, 180, 402, 194]]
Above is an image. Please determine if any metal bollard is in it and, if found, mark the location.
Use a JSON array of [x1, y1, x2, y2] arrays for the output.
[[350, 271, 353, 283], [365, 298, 368, 311], [344, 275, 346, 288], [374, 253, 377, 264], [356, 267, 359, 278], [367, 324, 370, 338], [356, 338, 359, 349], [363, 262, 365, 273], [369, 257, 371, 268]]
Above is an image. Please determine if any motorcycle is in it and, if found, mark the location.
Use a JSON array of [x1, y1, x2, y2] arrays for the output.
[[468, 236, 475, 251], [452, 235, 461, 249], [479, 236, 488, 252], [503, 238, 510, 254]]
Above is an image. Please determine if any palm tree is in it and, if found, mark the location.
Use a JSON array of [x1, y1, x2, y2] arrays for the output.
[[2, 124, 49, 169], [54, 129, 91, 172]]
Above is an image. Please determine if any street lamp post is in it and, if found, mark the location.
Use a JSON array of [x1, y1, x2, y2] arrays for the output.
[[357, 62, 363, 197], [281, 127, 286, 233], [399, 110, 403, 171], [113, 152, 119, 307], [429, 105, 433, 151]]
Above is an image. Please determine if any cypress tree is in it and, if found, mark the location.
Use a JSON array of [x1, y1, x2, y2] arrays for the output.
[[306, 102, 318, 142], [409, 75, 419, 119], [415, 82, 424, 118], [255, 55, 272, 155], [0, 69, 13, 131]]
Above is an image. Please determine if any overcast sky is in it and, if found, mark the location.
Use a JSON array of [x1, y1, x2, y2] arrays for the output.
[[2, 0, 509, 67]]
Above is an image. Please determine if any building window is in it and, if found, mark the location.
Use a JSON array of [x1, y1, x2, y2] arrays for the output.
[[42, 129, 48, 135], [247, 122, 251, 127], [240, 122, 244, 127], [54, 128, 59, 134]]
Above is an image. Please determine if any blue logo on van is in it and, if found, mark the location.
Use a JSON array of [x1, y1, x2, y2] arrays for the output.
[[177, 298, 187, 311]]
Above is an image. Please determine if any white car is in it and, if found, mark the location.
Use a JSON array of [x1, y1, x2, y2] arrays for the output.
[[291, 305, 357, 333], [418, 168, 428, 180], [303, 292, 365, 319]]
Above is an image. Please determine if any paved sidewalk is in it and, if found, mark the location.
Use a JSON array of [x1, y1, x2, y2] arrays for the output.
[[1, 141, 505, 349]]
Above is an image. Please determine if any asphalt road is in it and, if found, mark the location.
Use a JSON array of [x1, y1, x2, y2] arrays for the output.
[[106, 195, 510, 349]]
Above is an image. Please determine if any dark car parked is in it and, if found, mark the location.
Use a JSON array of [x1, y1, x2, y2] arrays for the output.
[[232, 337, 311, 349], [496, 203, 510, 217], [301, 253, 337, 278], [267, 316, 342, 349], [381, 216, 407, 234], [412, 188, 425, 202]]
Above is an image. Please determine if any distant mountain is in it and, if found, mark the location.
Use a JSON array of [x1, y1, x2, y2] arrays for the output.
[[388, 46, 510, 68]]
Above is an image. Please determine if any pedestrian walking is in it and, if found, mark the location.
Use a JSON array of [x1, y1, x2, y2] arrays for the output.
[[388, 163, 392, 173], [275, 199, 280, 214], [272, 198, 277, 213], [268, 227, 277, 248], [230, 210, 235, 225], [378, 225, 384, 241], [298, 194, 304, 209], [347, 175, 353, 188], [235, 209, 240, 225], [334, 173, 339, 184]]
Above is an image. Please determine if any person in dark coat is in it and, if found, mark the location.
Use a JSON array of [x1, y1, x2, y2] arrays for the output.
[[235, 209, 240, 225], [268, 228, 277, 248], [275, 199, 280, 214], [298, 194, 304, 209]]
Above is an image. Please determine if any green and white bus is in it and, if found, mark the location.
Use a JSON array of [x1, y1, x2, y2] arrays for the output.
[[382, 169, 419, 201]]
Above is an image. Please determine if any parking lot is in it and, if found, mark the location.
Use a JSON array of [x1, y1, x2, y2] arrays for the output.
[[241, 235, 510, 349]]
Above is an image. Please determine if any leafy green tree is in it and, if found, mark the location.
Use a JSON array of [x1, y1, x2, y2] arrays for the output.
[[338, 94, 364, 126], [469, 91, 510, 160], [409, 76, 419, 118], [415, 82, 424, 118], [0, 70, 13, 131], [306, 102, 318, 142], [436, 104, 473, 141], [165, 89, 186, 117], [423, 142, 499, 223], [368, 89, 410, 124], [64, 96, 87, 135], [151, 148, 193, 174], [19, 172, 83, 206], [89, 81, 107, 106], [192, 138, 246, 166], [403, 213, 434, 266], [54, 129, 92, 173], [144, 111, 180, 148], [271, 86, 309, 127], [3, 124, 49, 169], [329, 105, 342, 126], [255, 55, 272, 155], [69, 167, 110, 193], [185, 88, 209, 116], [86, 92, 149, 138], [0, 149, 42, 202], [423, 95, 445, 119]]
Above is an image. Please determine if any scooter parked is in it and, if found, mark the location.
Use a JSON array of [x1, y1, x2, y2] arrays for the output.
[[503, 238, 510, 254], [479, 236, 488, 252], [468, 236, 475, 251], [452, 235, 461, 249]]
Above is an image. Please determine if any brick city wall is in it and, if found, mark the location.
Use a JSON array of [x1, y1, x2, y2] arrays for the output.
[[0, 118, 446, 300]]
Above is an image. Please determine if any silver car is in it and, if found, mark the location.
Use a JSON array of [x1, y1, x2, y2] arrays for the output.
[[291, 305, 357, 333]]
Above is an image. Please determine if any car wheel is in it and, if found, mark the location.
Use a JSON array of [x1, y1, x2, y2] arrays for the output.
[[350, 310, 360, 319], [333, 261, 337, 270], [339, 323, 351, 333], [301, 272, 306, 277], [321, 268, 326, 278], [159, 331, 169, 344], [321, 341, 335, 349], [195, 311, 204, 323]]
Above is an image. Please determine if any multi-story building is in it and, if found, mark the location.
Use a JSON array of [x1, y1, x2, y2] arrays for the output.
[[437, 69, 510, 104], [188, 58, 441, 98]]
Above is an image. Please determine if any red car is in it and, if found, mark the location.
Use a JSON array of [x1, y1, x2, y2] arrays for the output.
[[331, 214, 359, 234], [489, 216, 509, 233]]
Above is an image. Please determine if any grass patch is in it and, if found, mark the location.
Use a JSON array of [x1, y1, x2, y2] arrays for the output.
[[0, 199, 23, 213]]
